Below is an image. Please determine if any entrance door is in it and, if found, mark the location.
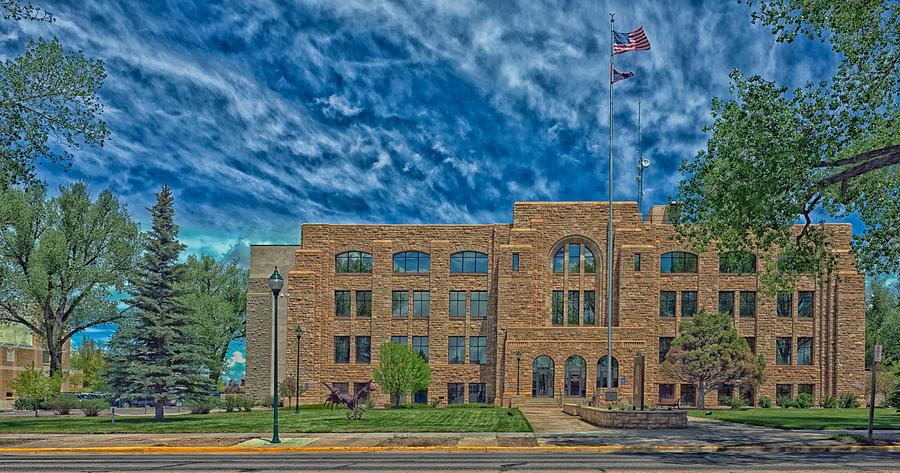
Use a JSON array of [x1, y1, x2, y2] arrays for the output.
[[565, 356, 586, 397], [532, 355, 554, 397]]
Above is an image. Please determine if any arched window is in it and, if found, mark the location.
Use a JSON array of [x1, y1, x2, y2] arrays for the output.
[[450, 251, 488, 273], [597, 356, 619, 388], [551, 240, 599, 274], [552, 247, 565, 273], [335, 251, 372, 273], [565, 356, 586, 397], [393, 251, 430, 273], [583, 247, 595, 273], [532, 355, 555, 398], [719, 251, 756, 274], [660, 252, 698, 273]]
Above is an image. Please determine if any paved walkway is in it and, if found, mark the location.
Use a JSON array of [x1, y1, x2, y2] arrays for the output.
[[518, 405, 599, 434]]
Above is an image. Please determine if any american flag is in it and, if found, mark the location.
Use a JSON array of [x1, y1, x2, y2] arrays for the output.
[[611, 66, 634, 84], [613, 26, 651, 55]]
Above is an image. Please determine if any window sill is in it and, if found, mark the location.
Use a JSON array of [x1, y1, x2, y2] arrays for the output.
[[335, 272, 373, 276], [450, 272, 489, 275]]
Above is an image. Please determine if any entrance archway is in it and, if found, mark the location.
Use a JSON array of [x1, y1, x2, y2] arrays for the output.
[[597, 356, 619, 388], [532, 355, 554, 397], [565, 356, 586, 397]]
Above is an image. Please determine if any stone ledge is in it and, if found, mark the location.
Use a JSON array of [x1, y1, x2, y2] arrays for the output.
[[575, 406, 687, 429]]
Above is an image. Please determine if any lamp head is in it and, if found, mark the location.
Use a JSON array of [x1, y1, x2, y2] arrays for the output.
[[294, 326, 304, 338], [641, 159, 651, 168], [515, 351, 522, 360], [268, 266, 284, 294]]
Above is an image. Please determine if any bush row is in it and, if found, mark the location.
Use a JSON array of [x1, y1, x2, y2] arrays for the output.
[[757, 392, 860, 409]]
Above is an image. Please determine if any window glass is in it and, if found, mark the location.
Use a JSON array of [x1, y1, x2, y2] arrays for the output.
[[776, 337, 792, 365], [450, 252, 488, 273], [719, 252, 756, 273], [681, 291, 697, 317], [719, 291, 734, 316], [449, 291, 466, 317], [659, 337, 673, 363], [333, 382, 349, 395], [334, 336, 350, 363], [392, 291, 408, 317], [660, 252, 698, 273], [777, 292, 793, 317], [470, 291, 488, 318], [798, 384, 814, 396], [391, 336, 407, 346], [335, 291, 351, 317], [469, 336, 486, 364], [469, 383, 486, 404], [567, 244, 580, 273], [597, 356, 619, 388], [552, 291, 564, 324], [512, 253, 520, 272], [356, 291, 372, 317], [776, 384, 793, 399], [552, 247, 565, 273], [393, 252, 430, 273], [413, 291, 430, 317], [797, 337, 813, 365], [680, 384, 695, 406], [717, 385, 734, 405], [659, 291, 676, 317], [798, 291, 814, 317], [448, 336, 465, 364], [355, 336, 371, 364], [740, 291, 756, 317], [567, 291, 580, 325], [583, 291, 595, 325], [659, 384, 675, 400], [336, 251, 373, 273], [413, 389, 428, 404], [412, 336, 429, 361], [745, 336, 756, 354], [448, 383, 465, 405], [584, 246, 595, 273], [633, 253, 641, 271]]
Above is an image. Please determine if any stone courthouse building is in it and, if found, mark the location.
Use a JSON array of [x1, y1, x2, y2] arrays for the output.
[[245, 202, 865, 407]]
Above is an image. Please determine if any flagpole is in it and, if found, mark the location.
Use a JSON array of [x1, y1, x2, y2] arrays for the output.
[[638, 100, 643, 213], [606, 12, 615, 399]]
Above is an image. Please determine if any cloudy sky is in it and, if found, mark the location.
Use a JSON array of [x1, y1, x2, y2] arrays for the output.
[[3, 0, 855, 379]]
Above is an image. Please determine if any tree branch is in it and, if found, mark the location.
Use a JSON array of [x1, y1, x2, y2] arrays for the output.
[[812, 144, 900, 170]]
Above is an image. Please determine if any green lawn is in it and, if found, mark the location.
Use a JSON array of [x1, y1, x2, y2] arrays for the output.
[[688, 408, 900, 430], [0, 406, 532, 434]]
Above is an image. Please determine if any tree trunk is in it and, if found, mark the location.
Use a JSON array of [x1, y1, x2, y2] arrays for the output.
[[210, 371, 221, 392], [48, 340, 64, 381], [154, 401, 165, 422], [697, 381, 706, 409]]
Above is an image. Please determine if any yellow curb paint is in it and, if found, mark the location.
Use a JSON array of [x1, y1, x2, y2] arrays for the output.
[[0, 445, 897, 455]]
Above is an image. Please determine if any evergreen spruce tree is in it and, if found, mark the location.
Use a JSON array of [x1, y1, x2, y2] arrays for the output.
[[107, 186, 211, 421]]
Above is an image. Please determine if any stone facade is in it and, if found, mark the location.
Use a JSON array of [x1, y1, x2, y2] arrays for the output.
[[245, 202, 866, 408], [0, 331, 71, 409], [574, 405, 687, 429]]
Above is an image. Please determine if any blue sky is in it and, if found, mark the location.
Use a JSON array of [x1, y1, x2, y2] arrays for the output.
[[2, 1, 863, 380]]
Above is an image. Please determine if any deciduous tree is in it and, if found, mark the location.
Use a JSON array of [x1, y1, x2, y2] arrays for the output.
[[71, 338, 109, 392], [372, 342, 430, 408], [10, 363, 61, 417]]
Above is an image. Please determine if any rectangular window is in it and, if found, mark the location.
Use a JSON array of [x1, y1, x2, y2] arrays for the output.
[[413, 389, 428, 404], [633, 253, 641, 271], [776, 384, 793, 399], [42, 351, 50, 364], [354, 382, 371, 401], [413, 291, 430, 317], [680, 384, 696, 406], [5, 349, 13, 362], [797, 337, 813, 365], [449, 291, 467, 318], [448, 383, 465, 405], [739, 291, 756, 317], [512, 253, 520, 272], [469, 336, 486, 364], [798, 384, 814, 396], [718, 385, 734, 405], [568, 244, 580, 273], [552, 290, 564, 324], [356, 291, 372, 317], [777, 291, 793, 317], [718, 291, 734, 316], [567, 291, 580, 325], [776, 337, 792, 365], [355, 336, 371, 364], [583, 291, 596, 325], [745, 336, 756, 354], [659, 337, 674, 363], [469, 383, 486, 404], [798, 291, 814, 318], [412, 336, 429, 361], [470, 291, 488, 318], [334, 336, 350, 363], [659, 291, 676, 317], [681, 291, 698, 317], [659, 383, 675, 401], [448, 336, 466, 364], [391, 336, 408, 346], [392, 291, 409, 317], [333, 382, 349, 395], [335, 291, 351, 317]]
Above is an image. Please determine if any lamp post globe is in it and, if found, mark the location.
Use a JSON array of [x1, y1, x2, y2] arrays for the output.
[[268, 267, 283, 444], [294, 326, 303, 415]]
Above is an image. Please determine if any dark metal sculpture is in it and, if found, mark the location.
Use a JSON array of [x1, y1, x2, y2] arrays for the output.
[[322, 381, 372, 420]]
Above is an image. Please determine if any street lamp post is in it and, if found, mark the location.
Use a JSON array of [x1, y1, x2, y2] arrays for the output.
[[294, 326, 303, 415], [515, 351, 522, 395], [267, 267, 284, 444]]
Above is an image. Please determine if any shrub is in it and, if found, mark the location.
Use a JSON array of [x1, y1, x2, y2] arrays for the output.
[[721, 396, 748, 409], [757, 395, 772, 408], [776, 395, 794, 408], [47, 394, 79, 415], [221, 394, 255, 412], [794, 393, 813, 408], [259, 395, 283, 408], [184, 396, 219, 414], [886, 388, 900, 408], [78, 398, 110, 416], [14, 397, 39, 411], [819, 395, 838, 408], [837, 392, 860, 408]]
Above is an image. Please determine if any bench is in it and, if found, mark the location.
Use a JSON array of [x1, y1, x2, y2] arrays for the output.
[[656, 398, 680, 409]]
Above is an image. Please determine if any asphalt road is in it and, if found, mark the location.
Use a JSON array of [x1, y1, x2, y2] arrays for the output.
[[0, 451, 898, 472]]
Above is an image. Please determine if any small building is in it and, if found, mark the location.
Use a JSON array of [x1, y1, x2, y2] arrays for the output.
[[0, 324, 72, 408], [245, 202, 865, 407]]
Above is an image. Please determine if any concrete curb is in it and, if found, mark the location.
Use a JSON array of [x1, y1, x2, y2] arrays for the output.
[[0, 445, 897, 455]]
